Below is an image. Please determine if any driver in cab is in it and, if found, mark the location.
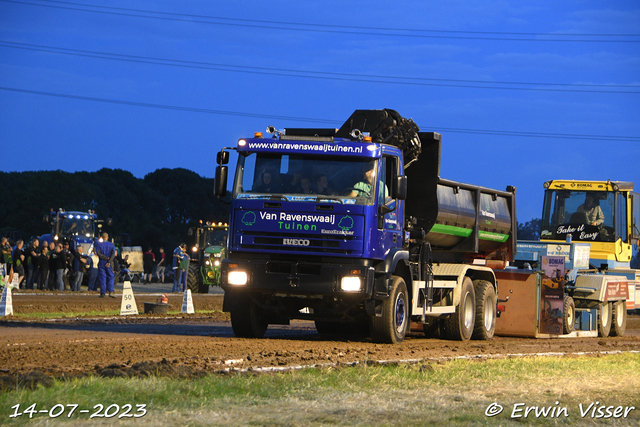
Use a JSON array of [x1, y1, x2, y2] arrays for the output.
[[577, 194, 605, 226]]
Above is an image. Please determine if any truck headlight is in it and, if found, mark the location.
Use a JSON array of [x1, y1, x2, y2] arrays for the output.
[[228, 271, 248, 286], [340, 276, 362, 292]]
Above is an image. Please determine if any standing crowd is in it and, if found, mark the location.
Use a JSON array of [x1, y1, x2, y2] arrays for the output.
[[1, 235, 192, 296], [1, 235, 99, 293]]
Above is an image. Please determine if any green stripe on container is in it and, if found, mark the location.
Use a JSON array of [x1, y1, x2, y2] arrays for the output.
[[430, 224, 473, 237], [479, 231, 509, 242]]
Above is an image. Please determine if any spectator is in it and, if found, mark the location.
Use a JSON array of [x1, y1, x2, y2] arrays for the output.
[[63, 241, 73, 290], [179, 251, 190, 292], [1, 237, 14, 281], [12, 240, 25, 289], [37, 245, 49, 290], [95, 232, 116, 298], [143, 247, 155, 284], [155, 247, 166, 283], [172, 243, 187, 293], [86, 254, 99, 292], [25, 238, 40, 290], [71, 245, 87, 292], [51, 243, 66, 291], [47, 242, 56, 291]]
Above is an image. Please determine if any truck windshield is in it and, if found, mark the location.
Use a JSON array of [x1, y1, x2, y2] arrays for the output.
[[540, 190, 615, 242], [61, 216, 93, 237], [233, 152, 378, 205]]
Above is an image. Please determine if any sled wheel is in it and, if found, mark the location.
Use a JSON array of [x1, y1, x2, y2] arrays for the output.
[[562, 295, 575, 335], [597, 301, 612, 338], [610, 300, 627, 337]]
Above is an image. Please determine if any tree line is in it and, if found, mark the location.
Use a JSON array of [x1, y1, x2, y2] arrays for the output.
[[0, 168, 229, 251], [1, 167, 546, 252]]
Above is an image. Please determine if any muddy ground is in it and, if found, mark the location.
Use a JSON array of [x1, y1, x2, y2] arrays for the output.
[[1, 291, 639, 387]]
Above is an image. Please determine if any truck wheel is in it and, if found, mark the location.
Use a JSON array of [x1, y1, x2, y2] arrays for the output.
[[471, 280, 496, 340], [422, 318, 442, 339], [444, 277, 475, 341], [597, 302, 612, 338], [562, 295, 575, 334], [315, 321, 338, 335], [610, 300, 627, 337], [229, 294, 268, 338], [370, 276, 409, 344], [186, 264, 207, 294]]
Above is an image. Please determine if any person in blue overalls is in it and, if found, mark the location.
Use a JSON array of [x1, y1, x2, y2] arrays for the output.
[[95, 232, 116, 298]]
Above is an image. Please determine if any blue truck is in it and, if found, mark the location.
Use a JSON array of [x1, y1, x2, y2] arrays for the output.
[[214, 109, 516, 343]]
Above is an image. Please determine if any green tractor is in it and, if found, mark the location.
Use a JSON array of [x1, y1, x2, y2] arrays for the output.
[[186, 221, 228, 293]]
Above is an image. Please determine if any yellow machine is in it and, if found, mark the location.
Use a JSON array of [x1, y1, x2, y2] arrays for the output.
[[538, 179, 640, 312], [539, 180, 639, 269]]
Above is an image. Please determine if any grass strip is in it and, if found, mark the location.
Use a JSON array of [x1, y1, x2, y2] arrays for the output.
[[0, 353, 638, 426]]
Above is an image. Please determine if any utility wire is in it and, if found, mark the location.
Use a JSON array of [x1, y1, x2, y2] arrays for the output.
[[2, 86, 639, 142], [4, 0, 640, 43], [1, 41, 638, 94]]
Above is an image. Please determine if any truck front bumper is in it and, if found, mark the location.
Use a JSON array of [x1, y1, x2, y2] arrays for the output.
[[221, 256, 375, 295]]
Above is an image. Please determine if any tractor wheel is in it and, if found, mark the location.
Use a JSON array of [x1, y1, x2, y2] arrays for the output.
[[562, 295, 575, 334], [597, 301, 612, 338], [186, 264, 207, 294], [472, 280, 496, 340], [610, 300, 627, 337], [229, 293, 268, 338], [444, 277, 475, 341], [370, 276, 409, 344]]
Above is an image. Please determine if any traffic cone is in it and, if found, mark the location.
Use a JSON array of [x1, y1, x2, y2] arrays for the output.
[[120, 280, 139, 316], [0, 283, 14, 316], [181, 288, 195, 314]]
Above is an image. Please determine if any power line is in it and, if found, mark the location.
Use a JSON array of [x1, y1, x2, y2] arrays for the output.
[[4, 0, 640, 43], [2, 85, 639, 142], [2, 41, 638, 94]]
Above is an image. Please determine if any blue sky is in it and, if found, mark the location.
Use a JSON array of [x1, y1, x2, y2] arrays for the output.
[[1, 0, 639, 222]]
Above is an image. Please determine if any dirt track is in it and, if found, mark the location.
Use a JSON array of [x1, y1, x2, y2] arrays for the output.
[[1, 292, 639, 383]]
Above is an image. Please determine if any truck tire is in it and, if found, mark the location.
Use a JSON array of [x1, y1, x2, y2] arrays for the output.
[[444, 277, 475, 341], [229, 294, 268, 338], [597, 302, 612, 338], [315, 321, 339, 335], [370, 276, 409, 344], [610, 300, 627, 337], [186, 264, 207, 294], [422, 318, 442, 339], [471, 280, 496, 340], [562, 295, 575, 335]]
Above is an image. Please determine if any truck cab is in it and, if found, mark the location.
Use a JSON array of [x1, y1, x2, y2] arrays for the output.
[[539, 180, 640, 269]]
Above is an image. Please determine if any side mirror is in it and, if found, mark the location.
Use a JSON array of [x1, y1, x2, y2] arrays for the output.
[[394, 176, 407, 200], [379, 199, 397, 216], [217, 151, 229, 165], [214, 165, 228, 197]]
